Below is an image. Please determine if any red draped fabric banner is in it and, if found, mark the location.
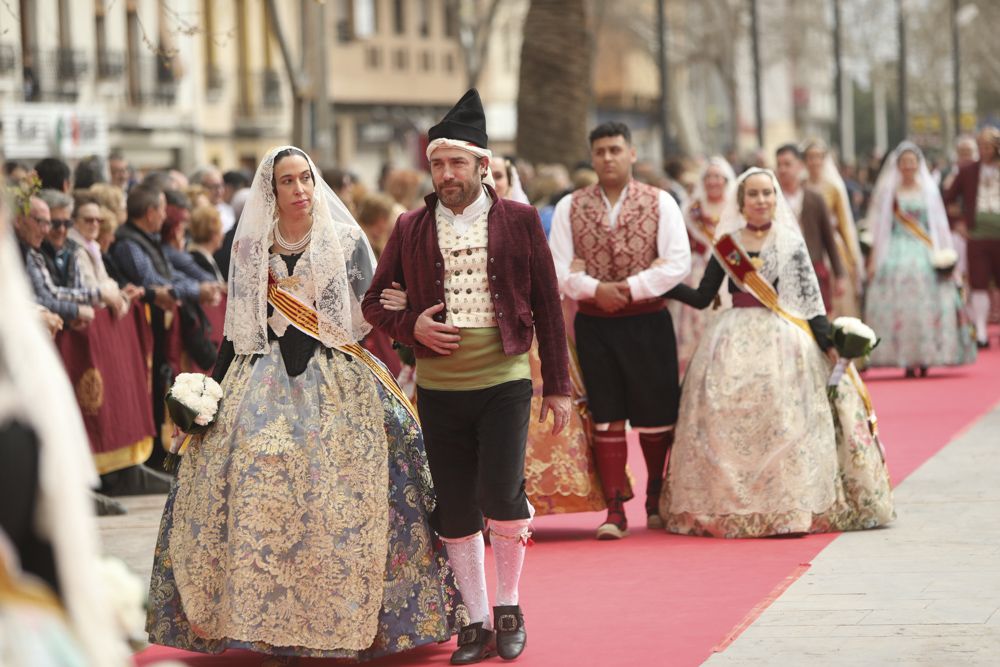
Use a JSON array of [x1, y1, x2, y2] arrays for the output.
[[55, 303, 156, 474]]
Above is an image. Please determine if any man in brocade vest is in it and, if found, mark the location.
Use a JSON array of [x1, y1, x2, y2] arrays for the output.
[[363, 89, 571, 664], [549, 122, 691, 540]]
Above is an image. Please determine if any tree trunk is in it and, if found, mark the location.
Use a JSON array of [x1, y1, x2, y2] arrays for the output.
[[516, 0, 592, 168], [266, 0, 309, 149]]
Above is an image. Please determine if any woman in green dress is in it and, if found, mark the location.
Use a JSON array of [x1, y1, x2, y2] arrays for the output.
[[863, 142, 976, 375]]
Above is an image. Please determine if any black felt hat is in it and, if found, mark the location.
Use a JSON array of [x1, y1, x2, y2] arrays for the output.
[[428, 89, 488, 148]]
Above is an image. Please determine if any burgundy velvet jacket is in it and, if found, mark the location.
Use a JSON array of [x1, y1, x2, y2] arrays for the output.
[[362, 186, 571, 397], [943, 161, 981, 230]]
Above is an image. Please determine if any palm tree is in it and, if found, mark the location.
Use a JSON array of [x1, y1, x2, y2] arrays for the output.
[[516, 0, 592, 168]]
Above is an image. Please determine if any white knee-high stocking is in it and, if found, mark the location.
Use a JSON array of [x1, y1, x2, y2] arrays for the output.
[[490, 518, 531, 606], [971, 290, 990, 344], [443, 533, 491, 627]]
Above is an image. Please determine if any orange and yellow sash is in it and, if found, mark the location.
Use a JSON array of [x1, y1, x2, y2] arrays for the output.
[[267, 270, 420, 423], [713, 234, 880, 438], [712, 235, 814, 338], [893, 199, 934, 249]]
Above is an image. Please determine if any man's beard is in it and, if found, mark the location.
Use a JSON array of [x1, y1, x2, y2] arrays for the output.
[[436, 177, 480, 209]]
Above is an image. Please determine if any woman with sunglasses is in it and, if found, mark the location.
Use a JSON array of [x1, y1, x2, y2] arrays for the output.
[[68, 193, 143, 317]]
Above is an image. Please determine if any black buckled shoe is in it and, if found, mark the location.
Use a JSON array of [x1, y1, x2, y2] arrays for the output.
[[450, 622, 496, 665], [493, 605, 526, 660]]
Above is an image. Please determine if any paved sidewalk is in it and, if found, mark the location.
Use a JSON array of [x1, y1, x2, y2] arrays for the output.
[[98, 494, 165, 584], [707, 403, 1000, 666]]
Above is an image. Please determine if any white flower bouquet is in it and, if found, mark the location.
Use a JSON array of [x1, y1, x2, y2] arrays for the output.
[[164, 373, 222, 472], [827, 317, 880, 398], [931, 248, 958, 277], [166, 372, 223, 434]]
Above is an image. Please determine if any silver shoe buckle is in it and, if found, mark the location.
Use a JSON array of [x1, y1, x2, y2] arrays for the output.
[[497, 614, 519, 633]]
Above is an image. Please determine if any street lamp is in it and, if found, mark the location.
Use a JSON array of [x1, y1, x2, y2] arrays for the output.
[[896, 0, 907, 144], [953, 1, 979, 138], [656, 0, 671, 160], [750, 0, 763, 147], [831, 0, 841, 151]]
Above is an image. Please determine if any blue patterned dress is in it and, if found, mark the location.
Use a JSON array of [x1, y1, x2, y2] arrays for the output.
[[864, 193, 976, 368], [146, 251, 462, 660]]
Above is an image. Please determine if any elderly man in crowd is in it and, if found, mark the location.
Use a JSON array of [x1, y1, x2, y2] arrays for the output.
[[109, 153, 133, 192], [14, 195, 120, 329], [190, 166, 235, 234], [112, 184, 220, 310], [38, 189, 80, 288]]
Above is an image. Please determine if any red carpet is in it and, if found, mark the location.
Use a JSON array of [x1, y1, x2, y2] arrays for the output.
[[137, 336, 1000, 667]]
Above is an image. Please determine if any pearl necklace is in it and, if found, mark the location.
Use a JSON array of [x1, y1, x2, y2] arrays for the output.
[[274, 223, 312, 252]]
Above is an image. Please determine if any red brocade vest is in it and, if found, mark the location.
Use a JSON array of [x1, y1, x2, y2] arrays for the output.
[[570, 180, 666, 317]]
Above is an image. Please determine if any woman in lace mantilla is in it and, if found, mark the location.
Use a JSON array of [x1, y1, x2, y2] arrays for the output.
[[146, 146, 461, 662], [659, 168, 894, 539], [863, 142, 976, 374]]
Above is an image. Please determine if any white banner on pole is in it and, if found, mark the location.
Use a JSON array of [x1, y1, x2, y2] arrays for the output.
[[2, 104, 109, 160]]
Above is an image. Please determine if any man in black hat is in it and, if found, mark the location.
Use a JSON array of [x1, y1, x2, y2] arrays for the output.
[[363, 89, 571, 664]]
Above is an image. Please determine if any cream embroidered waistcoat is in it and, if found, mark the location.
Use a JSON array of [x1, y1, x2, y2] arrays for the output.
[[436, 207, 496, 328]]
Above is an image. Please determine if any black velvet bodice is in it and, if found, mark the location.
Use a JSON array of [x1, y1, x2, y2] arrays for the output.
[[213, 253, 335, 381]]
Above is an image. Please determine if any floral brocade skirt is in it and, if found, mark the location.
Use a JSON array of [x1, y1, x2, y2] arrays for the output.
[[660, 309, 894, 538], [146, 342, 462, 659], [524, 340, 606, 515]]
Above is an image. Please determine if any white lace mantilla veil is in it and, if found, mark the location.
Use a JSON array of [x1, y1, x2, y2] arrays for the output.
[[685, 156, 737, 219], [866, 141, 954, 273], [508, 161, 531, 205], [716, 167, 827, 321], [226, 146, 376, 354], [0, 214, 128, 664]]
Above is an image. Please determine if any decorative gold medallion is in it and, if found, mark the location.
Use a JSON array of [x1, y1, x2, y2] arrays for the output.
[[750, 257, 765, 270], [76, 367, 104, 415]]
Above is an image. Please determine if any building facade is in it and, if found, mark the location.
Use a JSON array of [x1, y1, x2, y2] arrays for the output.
[[0, 0, 498, 184]]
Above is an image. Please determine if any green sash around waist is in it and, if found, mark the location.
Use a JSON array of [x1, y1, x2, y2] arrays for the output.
[[416, 327, 530, 391]]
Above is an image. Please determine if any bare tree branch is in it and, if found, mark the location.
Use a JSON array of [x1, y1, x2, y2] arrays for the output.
[[450, 0, 504, 90]]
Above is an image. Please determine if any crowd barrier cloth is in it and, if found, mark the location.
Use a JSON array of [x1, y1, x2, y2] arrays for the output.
[[55, 303, 156, 475]]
